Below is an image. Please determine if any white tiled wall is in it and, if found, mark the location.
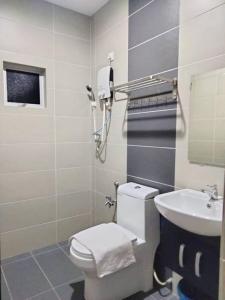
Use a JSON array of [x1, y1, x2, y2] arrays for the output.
[[92, 0, 128, 224], [176, 2, 225, 298], [175, 0, 225, 195], [0, 0, 92, 259]]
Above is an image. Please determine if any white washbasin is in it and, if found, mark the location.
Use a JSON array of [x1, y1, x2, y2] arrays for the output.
[[154, 189, 223, 236]]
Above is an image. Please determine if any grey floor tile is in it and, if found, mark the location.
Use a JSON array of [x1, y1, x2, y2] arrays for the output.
[[1, 270, 11, 300], [2, 257, 51, 300], [55, 281, 85, 300], [29, 289, 59, 300], [1, 252, 31, 266], [151, 288, 176, 299], [35, 248, 83, 287], [32, 244, 59, 256]]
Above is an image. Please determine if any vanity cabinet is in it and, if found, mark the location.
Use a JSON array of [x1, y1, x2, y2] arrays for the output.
[[159, 219, 220, 299]]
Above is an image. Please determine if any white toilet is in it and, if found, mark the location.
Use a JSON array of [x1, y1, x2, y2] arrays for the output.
[[70, 182, 160, 300]]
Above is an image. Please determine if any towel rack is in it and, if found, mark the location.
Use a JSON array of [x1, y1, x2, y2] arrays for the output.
[[111, 75, 178, 102]]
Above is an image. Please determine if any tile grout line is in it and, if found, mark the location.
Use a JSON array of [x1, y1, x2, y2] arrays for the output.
[[128, 108, 177, 116], [27, 276, 85, 300], [52, 2, 59, 248], [1, 266, 14, 300], [1, 212, 91, 235], [129, 0, 155, 18], [128, 26, 179, 51], [127, 144, 176, 150], [31, 252, 62, 300]]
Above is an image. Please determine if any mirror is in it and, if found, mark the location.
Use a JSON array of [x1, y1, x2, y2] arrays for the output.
[[188, 67, 225, 167]]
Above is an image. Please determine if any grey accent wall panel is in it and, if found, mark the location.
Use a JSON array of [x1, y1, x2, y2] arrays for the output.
[[128, 28, 179, 80], [128, 109, 177, 148], [129, 0, 153, 15], [127, 146, 175, 186], [128, 0, 180, 193], [129, 0, 180, 48]]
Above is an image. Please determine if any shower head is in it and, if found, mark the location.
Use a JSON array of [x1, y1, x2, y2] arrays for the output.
[[86, 85, 95, 102], [86, 85, 92, 92]]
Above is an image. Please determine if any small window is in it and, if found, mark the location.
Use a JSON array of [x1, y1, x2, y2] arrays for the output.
[[3, 62, 45, 108]]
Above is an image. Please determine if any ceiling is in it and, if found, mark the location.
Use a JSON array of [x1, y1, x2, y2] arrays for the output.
[[45, 0, 109, 16]]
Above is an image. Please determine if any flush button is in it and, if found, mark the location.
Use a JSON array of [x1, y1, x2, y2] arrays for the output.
[[134, 186, 141, 189]]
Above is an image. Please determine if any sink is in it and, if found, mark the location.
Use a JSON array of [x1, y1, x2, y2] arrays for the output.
[[154, 189, 223, 236]]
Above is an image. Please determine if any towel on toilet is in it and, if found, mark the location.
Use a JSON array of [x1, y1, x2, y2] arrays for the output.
[[70, 223, 136, 278]]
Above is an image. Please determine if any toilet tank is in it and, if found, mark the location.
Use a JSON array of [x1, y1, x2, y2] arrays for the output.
[[117, 182, 159, 241]]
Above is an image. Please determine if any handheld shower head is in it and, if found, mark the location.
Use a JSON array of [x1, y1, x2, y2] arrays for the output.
[[86, 85, 92, 92], [86, 85, 95, 102]]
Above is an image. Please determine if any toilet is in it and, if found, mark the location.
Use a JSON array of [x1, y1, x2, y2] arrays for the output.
[[70, 182, 160, 300]]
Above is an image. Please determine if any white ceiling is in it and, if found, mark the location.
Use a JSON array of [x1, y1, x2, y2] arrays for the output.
[[45, 0, 109, 16]]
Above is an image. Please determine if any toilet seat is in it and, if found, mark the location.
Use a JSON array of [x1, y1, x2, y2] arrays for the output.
[[71, 223, 138, 260]]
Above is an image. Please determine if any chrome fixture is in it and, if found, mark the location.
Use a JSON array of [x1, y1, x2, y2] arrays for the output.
[[105, 196, 116, 208], [111, 74, 178, 102], [201, 184, 220, 202]]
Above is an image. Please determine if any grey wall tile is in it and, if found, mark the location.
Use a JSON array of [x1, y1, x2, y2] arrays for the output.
[[129, 0, 179, 48], [128, 109, 177, 148], [127, 146, 175, 186], [129, 0, 152, 15], [129, 28, 179, 80], [3, 257, 51, 300]]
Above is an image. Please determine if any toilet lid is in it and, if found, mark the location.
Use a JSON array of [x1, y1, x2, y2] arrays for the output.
[[71, 224, 137, 259]]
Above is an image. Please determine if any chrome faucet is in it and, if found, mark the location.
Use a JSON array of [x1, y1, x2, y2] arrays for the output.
[[201, 184, 220, 201], [105, 196, 116, 208]]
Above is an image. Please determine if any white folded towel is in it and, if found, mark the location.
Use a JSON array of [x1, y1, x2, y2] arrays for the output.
[[70, 223, 136, 278]]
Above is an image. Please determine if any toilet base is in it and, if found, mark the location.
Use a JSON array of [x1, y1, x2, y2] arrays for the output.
[[84, 250, 154, 300]]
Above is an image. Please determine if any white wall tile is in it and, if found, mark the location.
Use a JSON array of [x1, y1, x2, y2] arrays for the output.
[[57, 166, 92, 195], [180, 0, 225, 22], [57, 214, 91, 242], [56, 117, 91, 143], [0, 0, 92, 258], [1, 222, 57, 259], [0, 143, 55, 173], [56, 143, 92, 169], [54, 33, 90, 66], [57, 191, 92, 219], [0, 18, 53, 58], [55, 90, 90, 117], [0, 115, 54, 144], [0, 196, 56, 233], [93, 0, 128, 38], [0, 170, 55, 204], [0, 0, 53, 30], [54, 5, 90, 40], [55, 61, 90, 91], [179, 4, 225, 66]]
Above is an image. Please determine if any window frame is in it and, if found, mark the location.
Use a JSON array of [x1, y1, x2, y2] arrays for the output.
[[3, 62, 45, 109]]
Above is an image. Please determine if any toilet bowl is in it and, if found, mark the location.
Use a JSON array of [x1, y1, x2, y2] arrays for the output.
[[70, 182, 160, 300]]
